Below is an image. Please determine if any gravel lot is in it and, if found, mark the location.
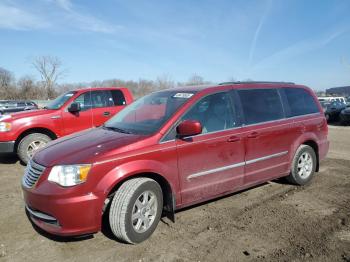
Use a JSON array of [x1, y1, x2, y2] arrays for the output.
[[0, 126, 349, 262]]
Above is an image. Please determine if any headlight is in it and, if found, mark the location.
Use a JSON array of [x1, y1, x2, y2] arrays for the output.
[[0, 122, 11, 132], [48, 165, 92, 187]]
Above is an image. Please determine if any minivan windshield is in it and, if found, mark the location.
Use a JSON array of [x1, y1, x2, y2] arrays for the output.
[[45, 91, 77, 110], [104, 90, 195, 135]]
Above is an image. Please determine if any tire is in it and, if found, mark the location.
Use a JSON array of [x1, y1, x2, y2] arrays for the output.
[[17, 133, 52, 164], [286, 145, 317, 185], [109, 177, 163, 244]]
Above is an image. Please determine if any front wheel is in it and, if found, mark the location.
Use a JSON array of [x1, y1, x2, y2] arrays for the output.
[[286, 145, 316, 185], [17, 133, 52, 164], [109, 177, 163, 244]]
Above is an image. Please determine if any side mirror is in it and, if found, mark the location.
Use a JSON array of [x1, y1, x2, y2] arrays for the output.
[[177, 120, 202, 137], [68, 102, 81, 113]]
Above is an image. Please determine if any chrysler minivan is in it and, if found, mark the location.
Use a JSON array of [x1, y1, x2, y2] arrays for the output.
[[22, 82, 329, 244]]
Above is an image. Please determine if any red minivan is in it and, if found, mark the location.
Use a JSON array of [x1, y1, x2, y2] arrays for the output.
[[22, 82, 329, 244]]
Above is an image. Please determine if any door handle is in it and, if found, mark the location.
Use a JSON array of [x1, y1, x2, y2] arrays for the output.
[[103, 111, 111, 116], [247, 132, 259, 138], [227, 136, 240, 142]]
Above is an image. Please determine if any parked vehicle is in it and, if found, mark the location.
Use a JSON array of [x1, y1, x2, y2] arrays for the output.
[[0, 100, 38, 115], [324, 101, 347, 122], [0, 87, 133, 163], [339, 106, 350, 125], [318, 96, 346, 104], [346, 97, 350, 107], [22, 82, 329, 244]]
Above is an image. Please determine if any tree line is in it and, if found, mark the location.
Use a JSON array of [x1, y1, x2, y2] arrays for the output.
[[0, 56, 213, 101]]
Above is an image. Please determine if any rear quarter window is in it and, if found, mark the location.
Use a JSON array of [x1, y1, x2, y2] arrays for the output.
[[111, 90, 126, 106], [237, 89, 284, 125], [283, 88, 319, 117]]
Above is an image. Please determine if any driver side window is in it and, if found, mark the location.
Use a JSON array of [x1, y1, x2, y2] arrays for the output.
[[161, 92, 237, 142], [73, 92, 92, 111], [182, 92, 236, 134]]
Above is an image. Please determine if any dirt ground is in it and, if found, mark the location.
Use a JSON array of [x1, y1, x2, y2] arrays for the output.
[[0, 126, 349, 262]]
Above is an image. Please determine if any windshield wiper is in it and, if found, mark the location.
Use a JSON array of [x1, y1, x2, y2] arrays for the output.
[[102, 125, 132, 134]]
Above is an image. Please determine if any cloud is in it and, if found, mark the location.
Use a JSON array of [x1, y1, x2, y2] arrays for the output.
[[253, 26, 349, 69], [66, 11, 121, 34], [52, 0, 120, 33], [55, 0, 72, 11], [248, 0, 273, 66], [0, 0, 121, 34], [0, 3, 50, 30]]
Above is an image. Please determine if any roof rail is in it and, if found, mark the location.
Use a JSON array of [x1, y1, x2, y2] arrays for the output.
[[219, 81, 295, 85]]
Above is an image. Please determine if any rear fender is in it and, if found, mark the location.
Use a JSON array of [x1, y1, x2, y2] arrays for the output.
[[289, 132, 319, 170]]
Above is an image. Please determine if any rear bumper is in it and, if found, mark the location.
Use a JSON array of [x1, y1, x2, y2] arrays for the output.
[[0, 141, 15, 153]]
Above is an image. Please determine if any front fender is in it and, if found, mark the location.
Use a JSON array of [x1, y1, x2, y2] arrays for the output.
[[95, 159, 178, 199]]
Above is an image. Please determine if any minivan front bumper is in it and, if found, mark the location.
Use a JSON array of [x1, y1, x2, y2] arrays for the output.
[[0, 141, 15, 153], [22, 185, 104, 236]]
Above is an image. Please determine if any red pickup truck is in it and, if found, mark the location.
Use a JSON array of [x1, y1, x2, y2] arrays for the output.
[[0, 87, 133, 163]]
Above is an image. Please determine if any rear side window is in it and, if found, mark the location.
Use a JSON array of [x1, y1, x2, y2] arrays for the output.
[[91, 90, 114, 108], [111, 90, 126, 106], [238, 89, 284, 125], [284, 88, 319, 117]]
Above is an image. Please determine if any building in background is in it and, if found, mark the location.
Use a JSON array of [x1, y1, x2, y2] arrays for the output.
[[326, 86, 350, 97]]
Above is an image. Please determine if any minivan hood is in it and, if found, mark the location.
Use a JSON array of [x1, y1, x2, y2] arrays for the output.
[[9, 109, 56, 120], [33, 128, 146, 166]]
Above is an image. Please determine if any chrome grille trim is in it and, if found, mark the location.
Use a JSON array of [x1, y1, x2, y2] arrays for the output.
[[22, 160, 46, 188]]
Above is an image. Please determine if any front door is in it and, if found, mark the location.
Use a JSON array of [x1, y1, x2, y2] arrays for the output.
[[62, 91, 94, 135], [176, 92, 245, 205]]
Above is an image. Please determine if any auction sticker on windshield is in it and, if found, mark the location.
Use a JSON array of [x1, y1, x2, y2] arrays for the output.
[[173, 93, 194, 98]]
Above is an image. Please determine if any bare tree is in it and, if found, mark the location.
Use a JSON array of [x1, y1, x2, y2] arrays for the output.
[[137, 79, 154, 97], [185, 74, 210, 86], [17, 76, 36, 99], [31, 56, 64, 99], [155, 74, 174, 90], [0, 67, 17, 99], [0, 67, 13, 89]]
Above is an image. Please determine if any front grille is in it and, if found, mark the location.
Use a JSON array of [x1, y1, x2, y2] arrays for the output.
[[22, 160, 46, 188]]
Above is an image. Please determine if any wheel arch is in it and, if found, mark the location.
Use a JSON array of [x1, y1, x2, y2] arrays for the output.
[[15, 127, 58, 151], [103, 171, 176, 223], [301, 139, 319, 172]]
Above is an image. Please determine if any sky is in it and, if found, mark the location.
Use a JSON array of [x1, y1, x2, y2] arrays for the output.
[[0, 0, 349, 90]]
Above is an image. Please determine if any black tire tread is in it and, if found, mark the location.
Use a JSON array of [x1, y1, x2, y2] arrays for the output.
[[109, 177, 159, 244], [17, 133, 51, 164], [286, 145, 316, 185]]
